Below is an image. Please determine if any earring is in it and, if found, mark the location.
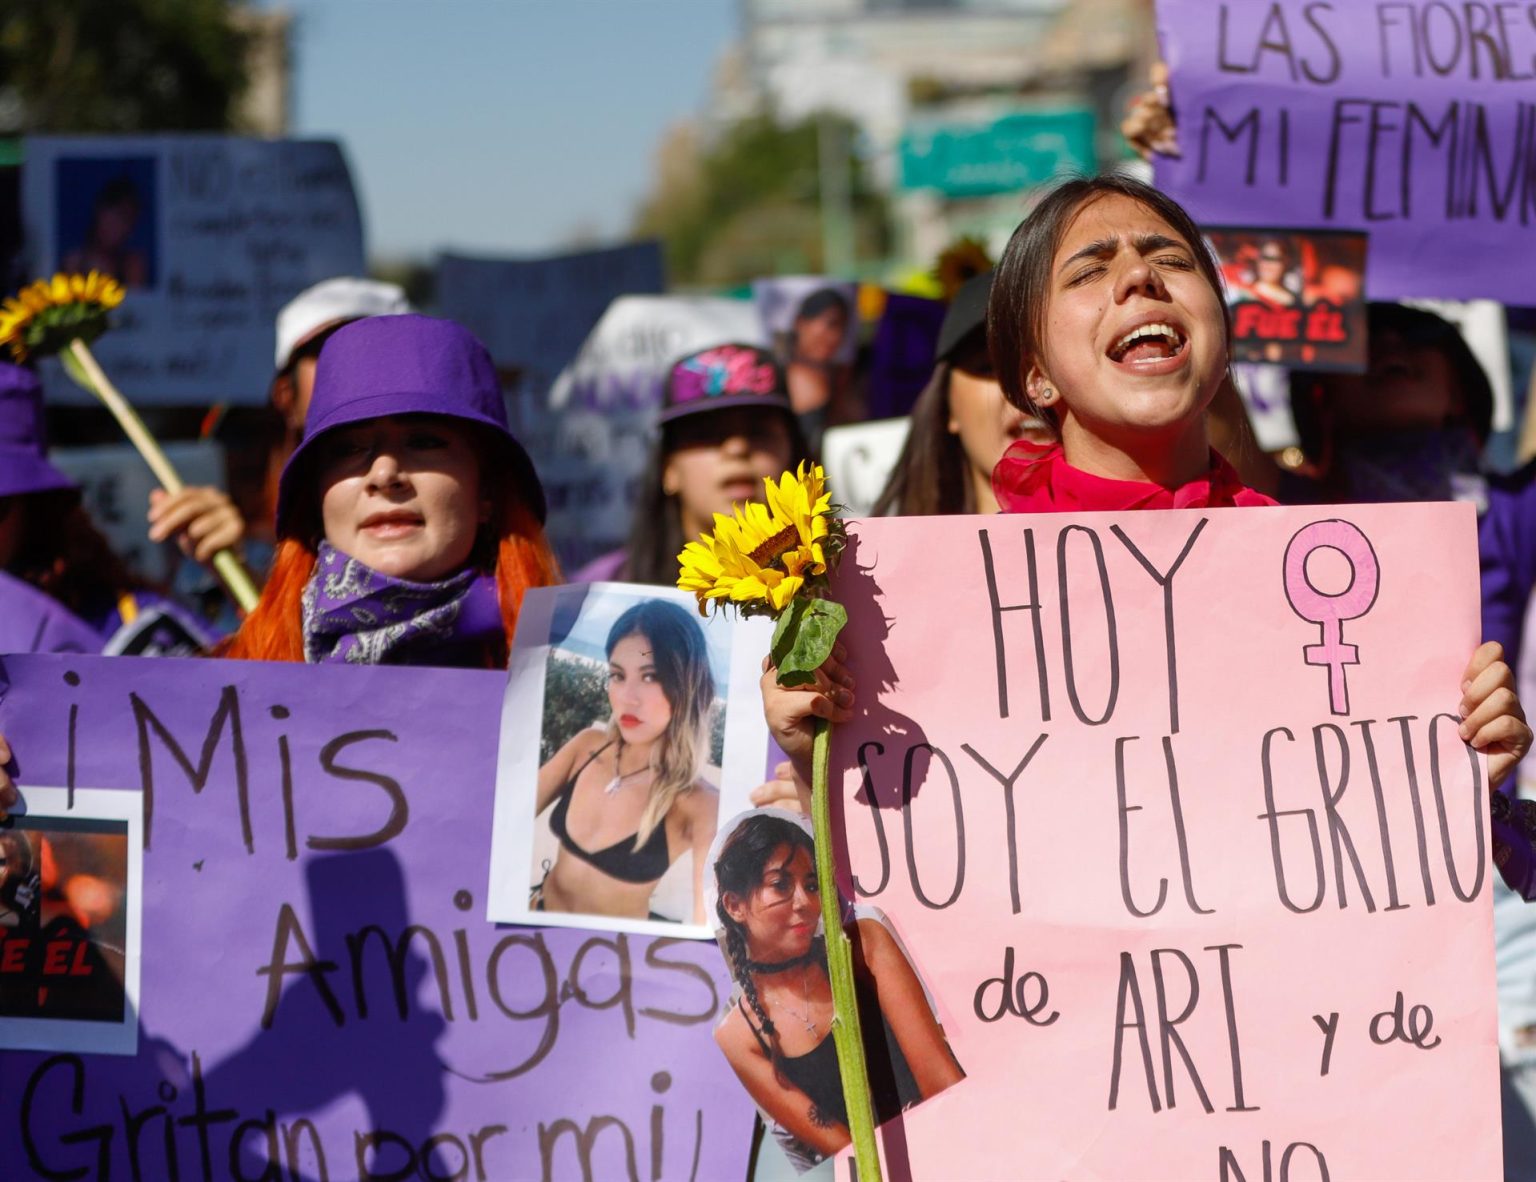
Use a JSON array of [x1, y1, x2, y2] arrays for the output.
[[1038, 387, 1055, 404]]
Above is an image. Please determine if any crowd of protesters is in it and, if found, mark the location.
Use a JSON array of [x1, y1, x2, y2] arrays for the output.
[[3, 96, 1536, 1177]]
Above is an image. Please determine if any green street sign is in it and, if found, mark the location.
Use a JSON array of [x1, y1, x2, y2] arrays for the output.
[[899, 108, 1096, 198]]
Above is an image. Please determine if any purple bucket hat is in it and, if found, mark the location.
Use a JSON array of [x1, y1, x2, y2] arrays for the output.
[[0, 363, 78, 500], [275, 314, 546, 536], [657, 343, 793, 425]]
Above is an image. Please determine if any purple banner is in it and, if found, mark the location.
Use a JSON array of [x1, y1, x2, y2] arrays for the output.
[[0, 655, 753, 1182], [1154, 0, 1536, 303]]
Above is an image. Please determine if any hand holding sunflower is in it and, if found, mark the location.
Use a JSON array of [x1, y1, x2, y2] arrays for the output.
[[0, 271, 260, 613], [677, 462, 882, 1182]]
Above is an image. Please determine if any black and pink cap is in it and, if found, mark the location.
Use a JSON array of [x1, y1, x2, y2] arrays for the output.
[[657, 343, 793, 426]]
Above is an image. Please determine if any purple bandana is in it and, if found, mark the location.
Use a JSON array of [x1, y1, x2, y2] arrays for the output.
[[300, 542, 503, 667]]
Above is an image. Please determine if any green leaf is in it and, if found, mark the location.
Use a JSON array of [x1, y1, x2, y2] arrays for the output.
[[770, 598, 806, 667], [775, 599, 847, 688]]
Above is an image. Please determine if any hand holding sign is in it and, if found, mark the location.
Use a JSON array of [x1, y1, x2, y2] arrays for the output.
[[1459, 640, 1530, 789]]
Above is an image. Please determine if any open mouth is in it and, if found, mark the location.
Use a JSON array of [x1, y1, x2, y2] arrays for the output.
[[1108, 321, 1188, 366]]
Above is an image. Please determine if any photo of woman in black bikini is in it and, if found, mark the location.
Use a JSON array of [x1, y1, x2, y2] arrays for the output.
[[709, 808, 965, 1172], [532, 596, 721, 925]]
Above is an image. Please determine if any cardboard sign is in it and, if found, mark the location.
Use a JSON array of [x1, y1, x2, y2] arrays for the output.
[[821, 418, 911, 518], [22, 136, 365, 405], [435, 241, 665, 420], [0, 655, 754, 1181], [825, 503, 1497, 1180], [1155, 0, 1536, 302]]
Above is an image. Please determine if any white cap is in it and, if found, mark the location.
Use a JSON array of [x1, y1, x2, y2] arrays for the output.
[[273, 277, 412, 371]]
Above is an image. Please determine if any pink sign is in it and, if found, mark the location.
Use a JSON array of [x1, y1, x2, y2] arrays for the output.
[[828, 502, 1497, 1180]]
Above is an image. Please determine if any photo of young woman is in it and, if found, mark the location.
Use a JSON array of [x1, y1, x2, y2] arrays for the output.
[[754, 278, 859, 448], [708, 809, 965, 1172], [528, 594, 723, 925]]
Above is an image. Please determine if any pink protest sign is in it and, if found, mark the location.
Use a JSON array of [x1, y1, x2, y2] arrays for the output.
[[828, 502, 1497, 1180]]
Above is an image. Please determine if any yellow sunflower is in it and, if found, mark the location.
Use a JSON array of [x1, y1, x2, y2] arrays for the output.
[[0, 271, 125, 362], [677, 462, 841, 617]]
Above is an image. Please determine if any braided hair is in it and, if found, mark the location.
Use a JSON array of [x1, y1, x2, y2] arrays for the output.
[[715, 812, 824, 1109]]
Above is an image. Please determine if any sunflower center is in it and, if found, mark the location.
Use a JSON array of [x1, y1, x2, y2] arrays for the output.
[[748, 523, 800, 568]]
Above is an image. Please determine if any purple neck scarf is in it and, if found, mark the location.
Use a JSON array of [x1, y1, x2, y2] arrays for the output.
[[301, 542, 503, 667]]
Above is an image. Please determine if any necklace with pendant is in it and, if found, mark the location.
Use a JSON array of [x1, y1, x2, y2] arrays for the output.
[[604, 740, 651, 796], [776, 965, 819, 1036]]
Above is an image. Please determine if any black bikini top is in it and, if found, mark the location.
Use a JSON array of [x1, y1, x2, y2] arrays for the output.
[[549, 740, 672, 885], [737, 940, 924, 1130]]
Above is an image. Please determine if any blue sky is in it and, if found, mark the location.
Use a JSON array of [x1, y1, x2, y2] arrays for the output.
[[263, 0, 738, 261]]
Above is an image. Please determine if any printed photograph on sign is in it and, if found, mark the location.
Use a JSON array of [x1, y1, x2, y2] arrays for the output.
[[1206, 227, 1367, 372], [487, 582, 774, 937], [754, 278, 859, 435], [706, 808, 966, 1173], [0, 788, 143, 1056], [53, 156, 158, 290]]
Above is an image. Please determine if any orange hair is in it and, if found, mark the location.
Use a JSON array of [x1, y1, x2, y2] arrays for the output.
[[220, 468, 561, 667]]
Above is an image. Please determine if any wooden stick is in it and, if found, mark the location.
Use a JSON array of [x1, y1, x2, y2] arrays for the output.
[[67, 338, 261, 614]]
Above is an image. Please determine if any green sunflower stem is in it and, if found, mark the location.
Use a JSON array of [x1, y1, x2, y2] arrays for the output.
[[65, 338, 261, 615], [811, 716, 883, 1182]]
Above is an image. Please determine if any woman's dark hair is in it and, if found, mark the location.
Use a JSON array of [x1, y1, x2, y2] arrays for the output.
[[4, 490, 147, 623], [1289, 302, 1496, 462], [794, 288, 850, 325], [715, 812, 818, 1091], [620, 409, 810, 586], [871, 358, 973, 516], [606, 599, 716, 847], [988, 174, 1231, 433], [94, 176, 141, 217]]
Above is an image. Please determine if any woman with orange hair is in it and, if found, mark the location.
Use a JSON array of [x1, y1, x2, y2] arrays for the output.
[[0, 315, 559, 820], [220, 313, 560, 668]]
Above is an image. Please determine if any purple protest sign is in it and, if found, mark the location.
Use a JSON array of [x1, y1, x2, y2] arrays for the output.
[[1154, 0, 1536, 302], [0, 654, 754, 1182]]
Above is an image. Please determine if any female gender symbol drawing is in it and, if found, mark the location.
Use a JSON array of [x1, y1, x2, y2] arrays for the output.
[[1283, 520, 1380, 715]]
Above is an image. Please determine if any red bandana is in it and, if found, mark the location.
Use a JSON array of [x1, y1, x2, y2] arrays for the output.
[[992, 440, 1277, 514]]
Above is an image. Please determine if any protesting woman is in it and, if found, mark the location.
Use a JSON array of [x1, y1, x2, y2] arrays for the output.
[[712, 810, 963, 1168], [533, 598, 719, 924], [762, 174, 1531, 859], [870, 271, 1046, 517], [576, 343, 809, 586], [220, 313, 560, 667]]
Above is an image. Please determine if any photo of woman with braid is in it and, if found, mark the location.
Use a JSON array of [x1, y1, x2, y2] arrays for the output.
[[709, 809, 964, 1171], [533, 596, 721, 925]]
